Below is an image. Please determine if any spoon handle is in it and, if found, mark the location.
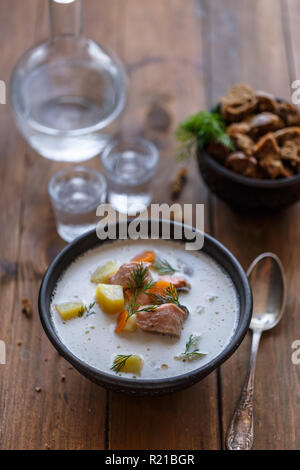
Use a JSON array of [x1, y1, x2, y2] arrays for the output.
[[226, 329, 262, 450]]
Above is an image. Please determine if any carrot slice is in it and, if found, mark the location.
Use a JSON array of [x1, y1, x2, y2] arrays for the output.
[[115, 310, 128, 334], [131, 251, 155, 264], [148, 280, 173, 295]]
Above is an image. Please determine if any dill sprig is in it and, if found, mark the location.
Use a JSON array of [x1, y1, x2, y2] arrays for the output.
[[132, 285, 185, 315], [152, 258, 177, 275], [175, 110, 234, 161], [136, 305, 159, 314], [85, 302, 96, 317], [78, 302, 96, 318], [111, 355, 133, 373], [150, 285, 181, 307], [126, 264, 155, 320], [127, 299, 140, 319], [127, 263, 150, 292], [176, 334, 206, 362]]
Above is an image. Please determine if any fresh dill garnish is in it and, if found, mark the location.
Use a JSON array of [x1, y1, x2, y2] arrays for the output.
[[127, 263, 155, 294], [185, 334, 199, 351], [126, 264, 155, 320], [136, 305, 159, 313], [78, 302, 96, 318], [85, 302, 96, 317], [150, 285, 181, 307], [175, 334, 206, 362], [126, 299, 140, 320], [111, 355, 133, 373], [152, 258, 177, 275], [175, 110, 234, 161]]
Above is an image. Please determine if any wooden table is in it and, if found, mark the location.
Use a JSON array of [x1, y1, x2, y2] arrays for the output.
[[1, 0, 300, 450]]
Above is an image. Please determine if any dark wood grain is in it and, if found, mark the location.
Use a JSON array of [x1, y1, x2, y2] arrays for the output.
[[0, 0, 300, 450], [205, 0, 300, 450], [0, 0, 108, 450]]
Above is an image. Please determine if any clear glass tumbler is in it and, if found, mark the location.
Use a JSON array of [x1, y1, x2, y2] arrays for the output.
[[11, 0, 127, 162], [101, 137, 159, 215], [49, 166, 107, 242]]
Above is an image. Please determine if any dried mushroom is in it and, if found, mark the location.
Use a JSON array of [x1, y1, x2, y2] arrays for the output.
[[248, 112, 284, 139], [274, 126, 300, 145], [277, 101, 300, 127], [221, 86, 300, 179], [254, 133, 291, 178], [225, 152, 257, 175], [205, 140, 230, 163], [227, 122, 251, 137], [256, 91, 278, 114], [176, 83, 300, 180], [221, 84, 258, 122], [254, 132, 280, 160], [280, 141, 300, 166], [229, 133, 254, 156]]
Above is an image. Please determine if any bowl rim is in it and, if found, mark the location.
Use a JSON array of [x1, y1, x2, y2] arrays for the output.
[[38, 220, 252, 393]]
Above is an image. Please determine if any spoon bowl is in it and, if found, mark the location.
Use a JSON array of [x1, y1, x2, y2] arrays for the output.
[[247, 253, 286, 332]]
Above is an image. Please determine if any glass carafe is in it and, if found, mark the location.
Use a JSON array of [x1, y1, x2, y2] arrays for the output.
[[10, 0, 127, 162]]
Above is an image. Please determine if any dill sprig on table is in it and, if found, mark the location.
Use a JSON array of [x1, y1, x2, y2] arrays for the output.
[[152, 258, 177, 275], [111, 355, 133, 374]]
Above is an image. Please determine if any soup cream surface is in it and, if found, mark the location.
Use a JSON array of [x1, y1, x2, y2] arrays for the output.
[[51, 240, 239, 380]]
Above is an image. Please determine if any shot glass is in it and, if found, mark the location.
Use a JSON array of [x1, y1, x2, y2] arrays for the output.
[[101, 136, 159, 215], [49, 166, 107, 242]]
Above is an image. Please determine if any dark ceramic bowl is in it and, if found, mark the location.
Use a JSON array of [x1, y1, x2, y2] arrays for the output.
[[197, 148, 300, 212], [39, 220, 252, 396], [197, 99, 300, 212]]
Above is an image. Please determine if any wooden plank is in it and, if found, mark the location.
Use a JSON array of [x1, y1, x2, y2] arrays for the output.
[[0, 0, 111, 450], [206, 0, 300, 449], [108, 0, 220, 451], [0, 0, 48, 450], [3, 0, 299, 451]]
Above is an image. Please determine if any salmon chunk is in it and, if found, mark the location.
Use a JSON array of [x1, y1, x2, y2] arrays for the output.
[[136, 303, 187, 338], [109, 262, 152, 288], [125, 289, 152, 307], [159, 275, 191, 291]]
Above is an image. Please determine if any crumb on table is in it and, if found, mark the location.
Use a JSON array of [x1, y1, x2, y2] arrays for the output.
[[21, 298, 32, 318], [171, 167, 188, 200]]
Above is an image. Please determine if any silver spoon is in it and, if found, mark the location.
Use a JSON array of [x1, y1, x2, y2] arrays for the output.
[[226, 253, 286, 450]]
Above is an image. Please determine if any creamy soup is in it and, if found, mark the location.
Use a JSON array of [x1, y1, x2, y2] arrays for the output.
[[50, 240, 239, 380]]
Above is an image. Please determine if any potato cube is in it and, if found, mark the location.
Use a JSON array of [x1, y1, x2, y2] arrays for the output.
[[90, 261, 119, 284], [96, 284, 124, 314], [55, 302, 85, 321], [123, 314, 137, 332], [122, 355, 144, 375]]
